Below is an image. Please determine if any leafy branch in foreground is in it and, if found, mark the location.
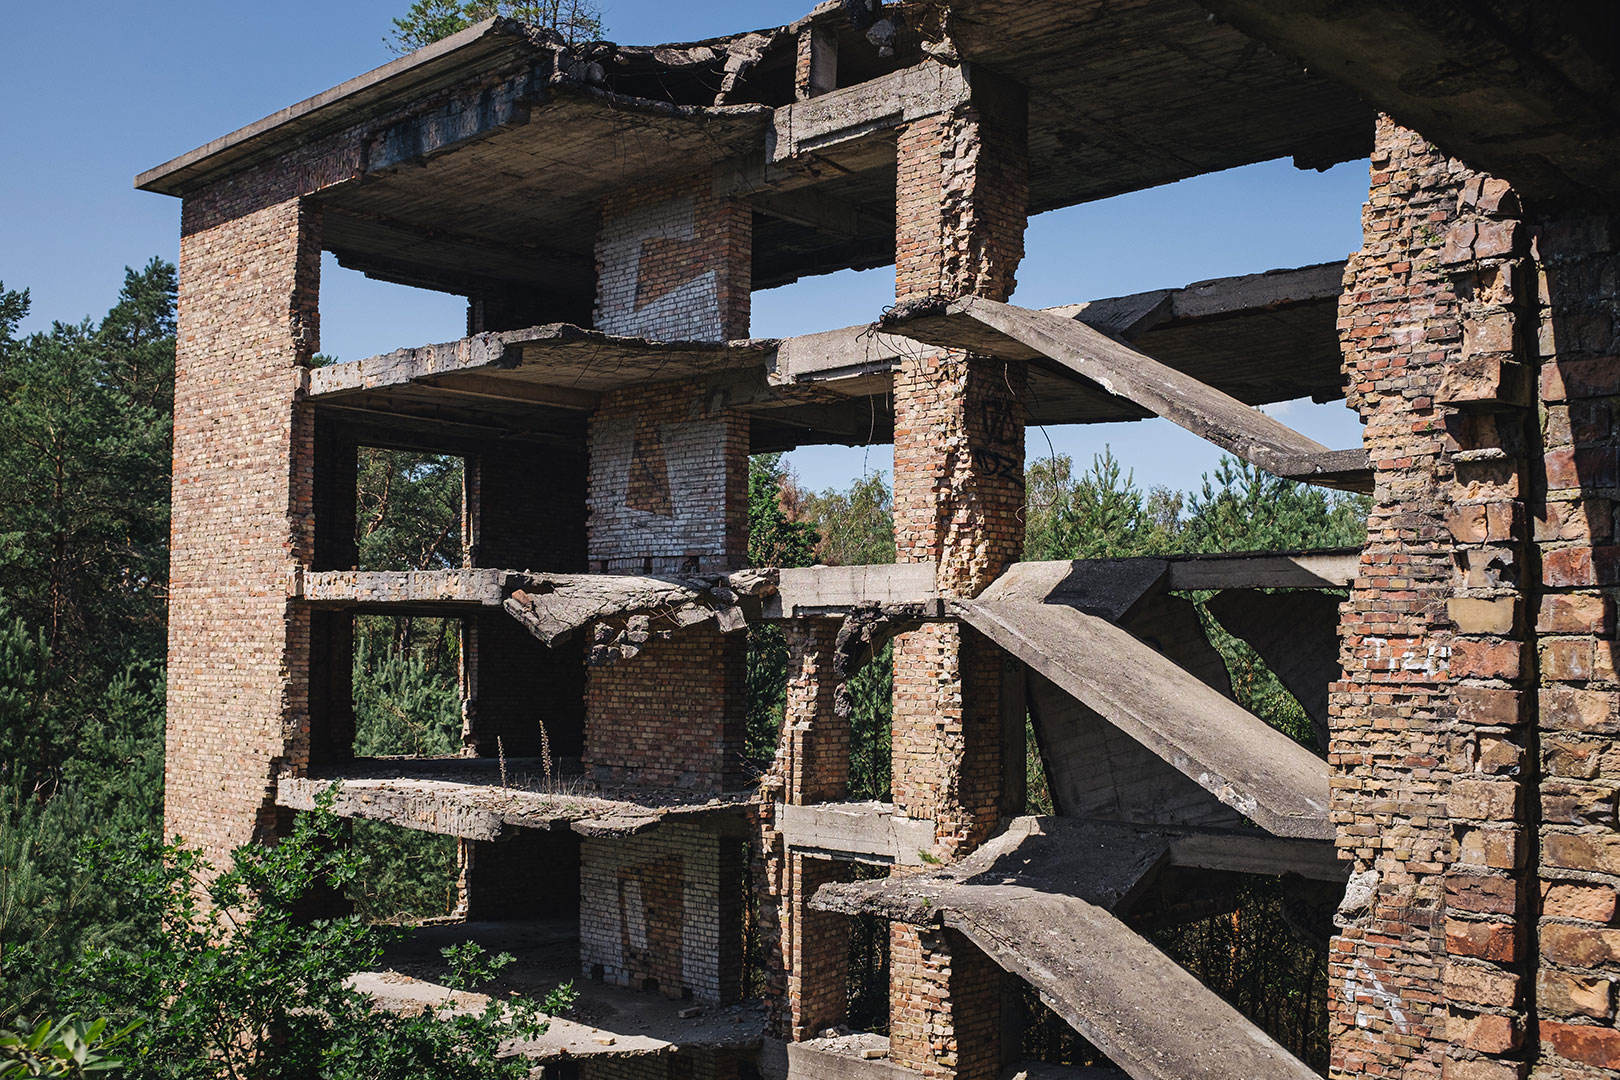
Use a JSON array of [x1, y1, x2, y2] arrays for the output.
[[0, 1015, 136, 1078], [52, 791, 573, 1080]]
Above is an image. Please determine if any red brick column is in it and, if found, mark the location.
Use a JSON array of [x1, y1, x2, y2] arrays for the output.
[[782, 621, 848, 805], [1331, 118, 1473, 1080], [889, 925, 1004, 1080], [1532, 211, 1620, 1077], [1436, 171, 1538, 1080], [888, 74, 1026, 1080], [166, 190, 321, 866]]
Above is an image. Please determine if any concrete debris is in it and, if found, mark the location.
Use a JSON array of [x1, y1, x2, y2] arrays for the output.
[[502, 570, 776, 664]]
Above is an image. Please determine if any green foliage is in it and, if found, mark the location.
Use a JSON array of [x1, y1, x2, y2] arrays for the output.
[[748, 455, 818, 570], [388, 0, 604, 53], [0, 267, 173, 1024], [1181, 457, 1368, 554], [846, 642, 892, 801], [0, 1015, 136, 1078], [58, 796, 571, 1079], [746, 456, 821, 764], [1024, 449, 1180, 560], [0, 262, 174, 802], [348, 616, 464, 921], [356, 450, 464, 572], [800, 472, 895, 566], [352, 616, 463, 758]]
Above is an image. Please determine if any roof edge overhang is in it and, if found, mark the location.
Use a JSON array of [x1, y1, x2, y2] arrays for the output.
[[135, 18, 550, 198]]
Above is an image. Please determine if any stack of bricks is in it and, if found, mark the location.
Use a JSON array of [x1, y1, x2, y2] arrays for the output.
[[887, 73, 1028, 1080], [1437, 168, 1538, 1080], [1533, 208, 1620, 1075], [1330, 118, 1469, 1079]]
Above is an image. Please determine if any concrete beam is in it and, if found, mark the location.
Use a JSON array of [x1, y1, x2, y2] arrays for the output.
[[958, 600, 1333, 839], [298, 568, 505, 606], [772, 563, 939, 618], [1164, 550, 1359, 590], [776, 801, 937, 866], [767, 62, 970, 166], [1165, 829, 1347, 883], [885, 296, 1372, 492], [815, 818, 1319, 1080], [977, 559, 1167, 623]]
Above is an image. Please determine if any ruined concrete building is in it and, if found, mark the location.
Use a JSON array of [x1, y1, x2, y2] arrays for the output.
[[137, 1, 1620, 1077]]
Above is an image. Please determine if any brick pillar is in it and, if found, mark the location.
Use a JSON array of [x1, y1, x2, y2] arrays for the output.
[[1330, 117, 1490, 1079], [775, 622, 853, 1039], [887, 69, 1027, 1080], [785, 853, 852, 1039], [783, 621, 849, 804], [580, 178, 754, 1007], [889, 66, 1029, 861], [166, 190, 320, 865], [1532, 211, 1620, 1076], [1435, 169, 1538, 1079], [890, 925, 1004, 1080]]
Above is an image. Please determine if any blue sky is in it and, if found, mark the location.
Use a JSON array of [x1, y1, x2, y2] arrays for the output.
[[0, 0, 1368, 498]]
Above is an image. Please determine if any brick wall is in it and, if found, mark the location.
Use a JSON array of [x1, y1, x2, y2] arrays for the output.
[[583, 625, 746, 791], [1532, 211, 1620, 1077], [784, 853, 852, 1039], [467, 610, 585, 759], [1434, 165, 1539, 1080], [579, 824, 744, 1003], [167, 189, 322, 864], [587, 378, 749, 576], [595, 175, 751, 343], [470, 440, 587, 572]]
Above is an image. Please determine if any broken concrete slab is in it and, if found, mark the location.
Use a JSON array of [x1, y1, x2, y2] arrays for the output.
[[277, 758, 753, 840], [356, 919, 765, 1062], [775, 801, 937, 866], [884, 296, 1371, 492], [958, 600, 1333, 839]]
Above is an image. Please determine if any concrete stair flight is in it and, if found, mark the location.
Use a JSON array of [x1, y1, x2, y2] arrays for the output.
[[956, 599, 1333, 839], [886, 295, 1371, 491], [815, 818, 1323, 1080]]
